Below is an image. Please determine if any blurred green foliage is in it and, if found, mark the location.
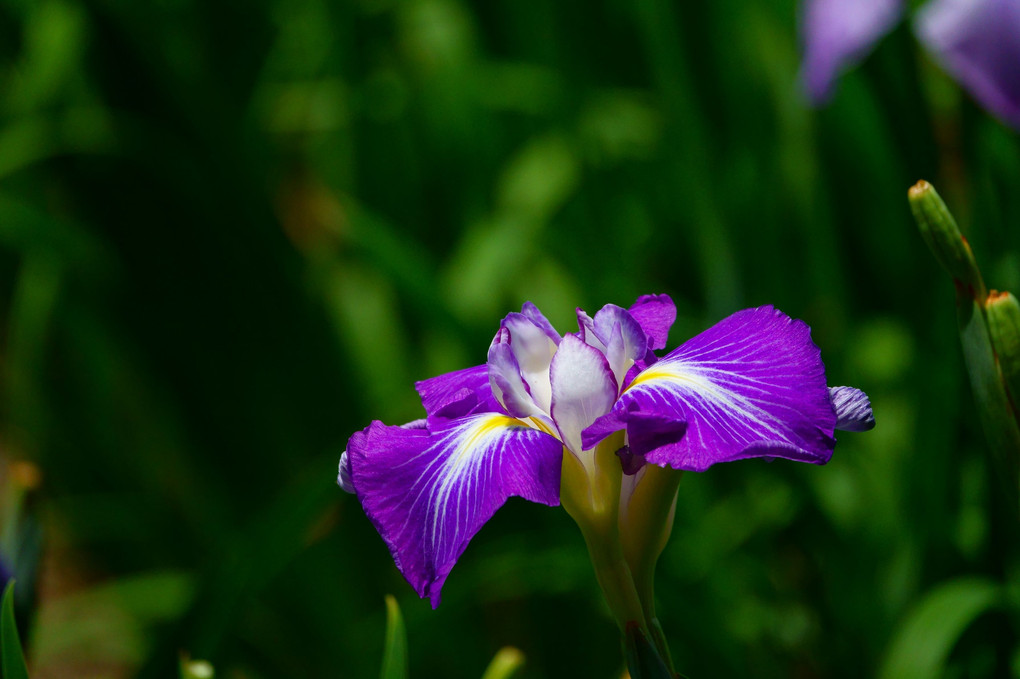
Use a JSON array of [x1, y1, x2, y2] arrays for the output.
[[0, 0, 1018, 676]]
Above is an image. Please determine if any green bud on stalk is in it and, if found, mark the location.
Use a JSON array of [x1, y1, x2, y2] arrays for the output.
[[909, 180, 986, 299], [986, 290, 1020, 412]]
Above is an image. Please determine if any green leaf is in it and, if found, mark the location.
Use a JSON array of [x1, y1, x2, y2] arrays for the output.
[[1, 581, 29, 679], [380, 595, 408, 679], [957, 295, 1020, 501], [480, 647, 524, 679], [878, 577, 1002, 679]]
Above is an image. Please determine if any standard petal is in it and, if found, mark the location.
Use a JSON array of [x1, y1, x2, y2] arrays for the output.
[[627, 294, 677, 352], [799, 0, 904, 103], [415, 365, 498, 420], [488, 330, 545, 419], [521, 301, 562, 345], [338, 451, 355, 493], [593, 304, 650, 387], [499, 313, 558, 413], [829, 386, 876, 432], [585, 306, 836, 472], [549, 334, 619, 456], [346, 414, 563, 607], [915, 0, 1020, 129]]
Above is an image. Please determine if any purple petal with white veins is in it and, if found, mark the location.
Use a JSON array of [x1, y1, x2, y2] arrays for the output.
[[829, 386, 876, 432], [799, 0, 904, 104], [585, 306, 836, 472], [628, 294, 677, 352], [346, 414, 563, 607], [550, 334, 619, 456], [521, 301, 562, 344], [915, 0, 1020, 130]]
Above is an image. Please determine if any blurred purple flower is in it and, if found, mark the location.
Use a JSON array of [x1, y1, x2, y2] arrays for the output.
[[800, 0, 1020, 129], [339, 296, 873, 607], [915, 0, 1020, 128], [800, 0, 904, 103]]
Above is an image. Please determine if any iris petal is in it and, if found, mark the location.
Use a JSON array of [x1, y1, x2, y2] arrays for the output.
[[915, 0, 1020, 130], [346, 414, 563, 607], [799, 0, 904, 103], [521, 301, 562, 345], [584, 306, 838, 472], [830, 386, 876, 432], [488, 332, 546, 419], [549, 335, 619, 456], [627, 294, 677, 352], [416, 365, 499, 422]]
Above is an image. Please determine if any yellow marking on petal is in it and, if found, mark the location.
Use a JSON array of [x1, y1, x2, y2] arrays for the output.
[[524, 416, 558, 439]]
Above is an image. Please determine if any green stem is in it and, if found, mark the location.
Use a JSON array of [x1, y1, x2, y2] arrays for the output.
[[560, 436, 647, 633], [619, 465, 683, 671]]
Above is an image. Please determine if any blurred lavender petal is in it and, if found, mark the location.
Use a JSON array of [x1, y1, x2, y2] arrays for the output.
[[915, 0, 1020, 129], [800, 0, 905, 103]]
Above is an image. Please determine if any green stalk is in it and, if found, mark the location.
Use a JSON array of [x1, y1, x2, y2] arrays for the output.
[[619, 465, 683, 672], [559, 434, 647, 633]]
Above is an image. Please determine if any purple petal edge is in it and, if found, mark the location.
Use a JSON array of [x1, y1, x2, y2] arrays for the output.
[[627, 294, 677, 352], [829, 386, 875, 432]]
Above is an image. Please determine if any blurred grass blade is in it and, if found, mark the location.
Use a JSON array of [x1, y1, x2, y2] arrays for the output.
[[480, 647, 524, 679], [380, 595, 408, 679], [878, 577, 1001, 679], [1, 581, 29, 679]]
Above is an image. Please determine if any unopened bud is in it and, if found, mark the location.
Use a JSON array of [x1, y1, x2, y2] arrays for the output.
[[909, 180, 985, 296], [986, 290, 1020, 410]]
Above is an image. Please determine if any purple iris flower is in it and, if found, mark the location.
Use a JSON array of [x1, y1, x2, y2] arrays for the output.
[[801, 0, 1020, 130], [340, 295, 873, 607]]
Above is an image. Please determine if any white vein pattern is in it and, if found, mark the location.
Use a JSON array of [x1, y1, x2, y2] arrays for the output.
[[593, 306, 836, 472], [347, 413, 562, 608]]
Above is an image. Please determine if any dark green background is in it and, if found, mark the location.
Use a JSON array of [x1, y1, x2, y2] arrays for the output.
[[1, 0, 1018, 676]]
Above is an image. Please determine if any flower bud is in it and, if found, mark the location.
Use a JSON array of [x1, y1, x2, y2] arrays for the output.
[[986, 290, 1020, 410], [909, 180, 985, 297]]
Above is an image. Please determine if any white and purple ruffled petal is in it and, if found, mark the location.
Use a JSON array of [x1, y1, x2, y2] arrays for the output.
[[593, 305, 650, 387], [346, 414, 563, 607], [488, 330, 546, 419], [498, 313, 558, 413], [800, 0, 904, 104], [915, 0, 1020, 130], [549, 334, 619, 457], [829, 386, 876, 432], [521, 301, 562, 345], [585, 306, 837, 472]]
